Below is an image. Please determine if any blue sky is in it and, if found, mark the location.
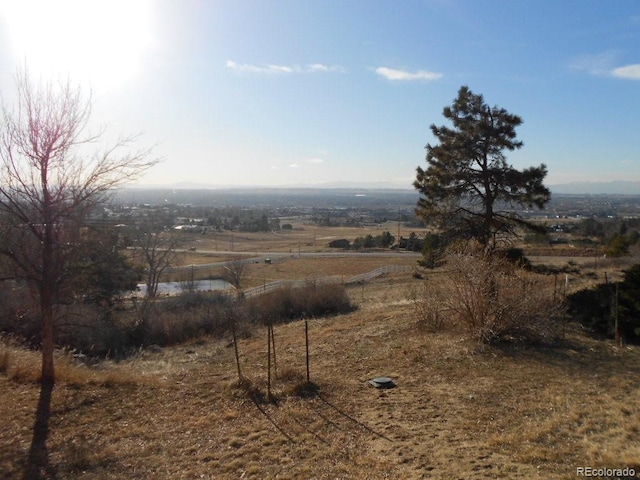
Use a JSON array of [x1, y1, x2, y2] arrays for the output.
[[1, 0, 639, 190]]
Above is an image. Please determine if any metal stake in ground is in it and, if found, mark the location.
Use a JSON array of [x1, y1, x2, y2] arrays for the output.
[[267, 323, 272, 402], [271, 323, 277, 380], [232, 315, 242, 381], [305, 319, 310, 383]]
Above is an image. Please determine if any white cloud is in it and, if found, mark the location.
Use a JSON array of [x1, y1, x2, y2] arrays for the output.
[[375, 67, 442, 81], [289, 163, 300, 168], [268, 65, 295, 74], [569, 52, 617, 76], [226, 60, 293, 74], [304, 158, 324, 164], [308, 63, 329, 72], [226, 61, 344, 75], [307, 63, 346, 73], [612, 64, 640, 80], [568, 52, 640, 80]]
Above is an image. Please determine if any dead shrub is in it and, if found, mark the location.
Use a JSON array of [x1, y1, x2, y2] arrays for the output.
[[9, 362, 40, 384], [0, 335, 41, 383], [54, 305, 131, 358], [131, 293, 242, 348], [247, 281, 356, 323], [0, 283, 41, 344], [418, 252, 563, 343], [228, 376, 266, 403], [410, 279, 448, 332]]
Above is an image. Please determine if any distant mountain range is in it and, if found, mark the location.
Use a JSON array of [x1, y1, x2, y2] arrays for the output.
[[134, 180, 416, 191], [126, 180, 640, 196], [549, 181, 640, 195]]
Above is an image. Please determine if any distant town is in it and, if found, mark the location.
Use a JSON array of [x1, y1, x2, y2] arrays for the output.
[[110, 188, 640, 226]]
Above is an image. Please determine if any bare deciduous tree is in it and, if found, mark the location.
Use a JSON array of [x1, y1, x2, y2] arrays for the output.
[[0, 69, 157, 478], [222, 257, 247, 293], [133, 225, 182, 299]]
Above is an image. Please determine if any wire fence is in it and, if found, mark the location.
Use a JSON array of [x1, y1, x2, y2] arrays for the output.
[[164, 254, 296, 275], [242, 264, 413, 298]]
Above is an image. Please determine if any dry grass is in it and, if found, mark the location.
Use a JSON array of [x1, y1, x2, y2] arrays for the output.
[[243, 255, 418, 285], [527, 254, 637, 289], [163, 224, 424, 286], [182, 223, 429, 255], [0, 338, 148, 389], [172, 252, 420, 288], [2, 267, 640, 479]]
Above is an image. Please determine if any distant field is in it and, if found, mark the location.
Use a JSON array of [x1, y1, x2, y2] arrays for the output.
[[164, 225, 640, 293], [167, 223, 427, 286], [169, 254, 421, 288], [179, 222, 428, 254]]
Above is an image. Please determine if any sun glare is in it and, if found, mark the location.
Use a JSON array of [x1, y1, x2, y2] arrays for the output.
[[1, 0, 153, 91]]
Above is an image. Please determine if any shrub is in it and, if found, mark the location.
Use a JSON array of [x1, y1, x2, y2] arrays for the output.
[[54, 305, 131, 358], [0, 285, 132, 356], [0, 282, 41, 343], [131, 293, 241, 347], [606, 234, 631, 257], [568, 263, 640, 343], [1, 281, 353, 357], [161, 291, 228, 313], [416, 251, 563, 343], [496, 247, 531, 268], [419, 232, 449, 268], [410, 280, 446, 332], [247, 281, 355, 323]]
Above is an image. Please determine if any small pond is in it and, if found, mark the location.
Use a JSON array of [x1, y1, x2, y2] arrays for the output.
[[134, 279, 233, 296]]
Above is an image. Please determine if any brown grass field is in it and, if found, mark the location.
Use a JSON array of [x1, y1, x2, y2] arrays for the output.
[[2, 262, 640, 479], [181, 222, 424, 255]]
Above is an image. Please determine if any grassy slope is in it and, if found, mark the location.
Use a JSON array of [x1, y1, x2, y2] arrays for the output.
[[2, 275, 640, 479]]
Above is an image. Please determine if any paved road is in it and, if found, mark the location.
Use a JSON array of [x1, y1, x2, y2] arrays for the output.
[[168, 249, 421, 273]]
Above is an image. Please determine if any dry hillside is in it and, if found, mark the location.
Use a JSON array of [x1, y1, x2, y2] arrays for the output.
[[1, 272, 640, 479]]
